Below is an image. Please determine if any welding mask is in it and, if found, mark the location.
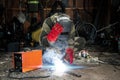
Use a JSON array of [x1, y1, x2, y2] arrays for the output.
[[56, 14, 72, 39]]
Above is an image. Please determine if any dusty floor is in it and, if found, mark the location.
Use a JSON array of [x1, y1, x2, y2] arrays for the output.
[[0, 45, 120, 80]]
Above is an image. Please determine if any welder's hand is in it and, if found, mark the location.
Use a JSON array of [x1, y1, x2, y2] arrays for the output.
[[65, 48, 74, 64], [46, 23, 63, 43]]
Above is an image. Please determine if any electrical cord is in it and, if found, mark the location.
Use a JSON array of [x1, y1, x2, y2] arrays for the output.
[[103, 59, 120, 70], [8, 67, 82, 79], [66, 71, 82, 77], [7, 68, 51, 79]]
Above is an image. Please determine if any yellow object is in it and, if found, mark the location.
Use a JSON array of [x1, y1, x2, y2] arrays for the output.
[[31, 28, 42, 42], [28, 1, 39, 4]]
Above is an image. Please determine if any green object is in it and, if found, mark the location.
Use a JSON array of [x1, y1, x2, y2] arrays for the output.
[[28, 0, 39, 4], [27, 0, 39, 12]]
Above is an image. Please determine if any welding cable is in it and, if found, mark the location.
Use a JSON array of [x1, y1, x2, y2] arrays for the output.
[[99, 59, 120, 70], [7, 68, 51, 79], [66, 71, 82, 77]]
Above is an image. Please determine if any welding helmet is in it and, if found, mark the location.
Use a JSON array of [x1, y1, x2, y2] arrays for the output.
[[56, 13, 72, 35]]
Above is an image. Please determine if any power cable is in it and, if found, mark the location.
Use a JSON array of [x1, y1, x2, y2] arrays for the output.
[[8, 66, 83, 79], [7, 68, 51, 79]]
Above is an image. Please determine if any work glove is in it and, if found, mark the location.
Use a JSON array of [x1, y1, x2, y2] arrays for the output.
[[65, 48, 74, 64], [46, 23, 63, 43]]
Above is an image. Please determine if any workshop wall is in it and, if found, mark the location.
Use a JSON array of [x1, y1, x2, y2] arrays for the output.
[[1, 0, 112, 29], [3, 0, 96, 24], [1, 0, 119, 52]]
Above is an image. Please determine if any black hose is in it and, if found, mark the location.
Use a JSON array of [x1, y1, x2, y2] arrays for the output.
[[66, 71, 82, 77], [7, 68, 51, 79]]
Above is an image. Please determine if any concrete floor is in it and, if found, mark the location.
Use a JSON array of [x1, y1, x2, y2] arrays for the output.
[[0, 45, 120, 80]]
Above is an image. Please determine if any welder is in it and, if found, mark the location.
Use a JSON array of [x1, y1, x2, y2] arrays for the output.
[[39, 12, 75, 65]]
